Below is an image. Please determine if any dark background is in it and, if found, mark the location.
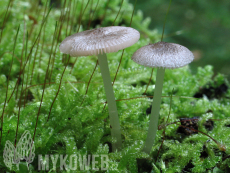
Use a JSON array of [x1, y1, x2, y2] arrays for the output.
[[129, 0, 230, 79]]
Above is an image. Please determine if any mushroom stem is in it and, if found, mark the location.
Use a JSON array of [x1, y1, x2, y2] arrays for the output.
[[143, 68, 165, 154], [97, 53, 122, 151]]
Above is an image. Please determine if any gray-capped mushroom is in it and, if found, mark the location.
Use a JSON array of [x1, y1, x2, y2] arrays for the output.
[[131, 41, 194, 154], [60, 26, 140, 56], [60, 26, 140, 151]]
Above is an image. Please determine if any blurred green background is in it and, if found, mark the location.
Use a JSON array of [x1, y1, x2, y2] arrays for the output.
[[129, 0, 230, 79]]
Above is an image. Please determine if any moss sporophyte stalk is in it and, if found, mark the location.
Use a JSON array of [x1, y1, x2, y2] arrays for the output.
[[0, 0, 229, 172]]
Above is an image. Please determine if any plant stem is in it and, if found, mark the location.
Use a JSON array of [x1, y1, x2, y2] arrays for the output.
[[97, 53, 122, 151], [143, 68, 165, 154], [161, 0, 172, 42]]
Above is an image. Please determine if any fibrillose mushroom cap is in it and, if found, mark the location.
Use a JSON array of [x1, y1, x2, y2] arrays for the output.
[[131, 41, 194, 69], [59, 26, 140, 57]]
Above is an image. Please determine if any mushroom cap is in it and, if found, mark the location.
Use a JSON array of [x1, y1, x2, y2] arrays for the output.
[[131, 42, 194, 69], [59, 26, 140, 56]]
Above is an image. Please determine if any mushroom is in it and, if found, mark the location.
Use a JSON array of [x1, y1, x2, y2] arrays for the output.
[[59, 26, 140, 151], [131, 41, 194, 154]]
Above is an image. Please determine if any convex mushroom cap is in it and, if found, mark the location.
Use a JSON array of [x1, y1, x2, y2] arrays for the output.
[[131, 41, 194, 69], [59, 26, 140, 56]]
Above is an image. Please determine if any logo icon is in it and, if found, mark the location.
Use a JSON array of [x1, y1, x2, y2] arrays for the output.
[[3, 130, 35, 171]]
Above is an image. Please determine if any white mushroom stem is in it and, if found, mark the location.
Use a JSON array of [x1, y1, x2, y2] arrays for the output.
[[97, 53, 122, 151], [143, 68, 165, 154]]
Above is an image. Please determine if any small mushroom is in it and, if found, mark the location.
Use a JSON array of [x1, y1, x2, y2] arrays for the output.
[[131, 41, 194, 154], [60, 26, 140, 151]]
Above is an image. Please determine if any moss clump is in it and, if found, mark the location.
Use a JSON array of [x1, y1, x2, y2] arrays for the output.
[[0, 0, 229, 172]]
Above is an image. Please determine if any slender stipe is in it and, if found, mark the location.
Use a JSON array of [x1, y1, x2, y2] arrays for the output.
[[102, 0, 137, 111]]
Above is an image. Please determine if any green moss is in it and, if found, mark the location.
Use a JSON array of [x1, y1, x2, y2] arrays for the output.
[[0, 0, 229, 172]]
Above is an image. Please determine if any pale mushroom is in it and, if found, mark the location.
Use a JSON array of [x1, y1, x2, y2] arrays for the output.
[[60, 26, 140, 151], [131, 41, 194, 154]]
